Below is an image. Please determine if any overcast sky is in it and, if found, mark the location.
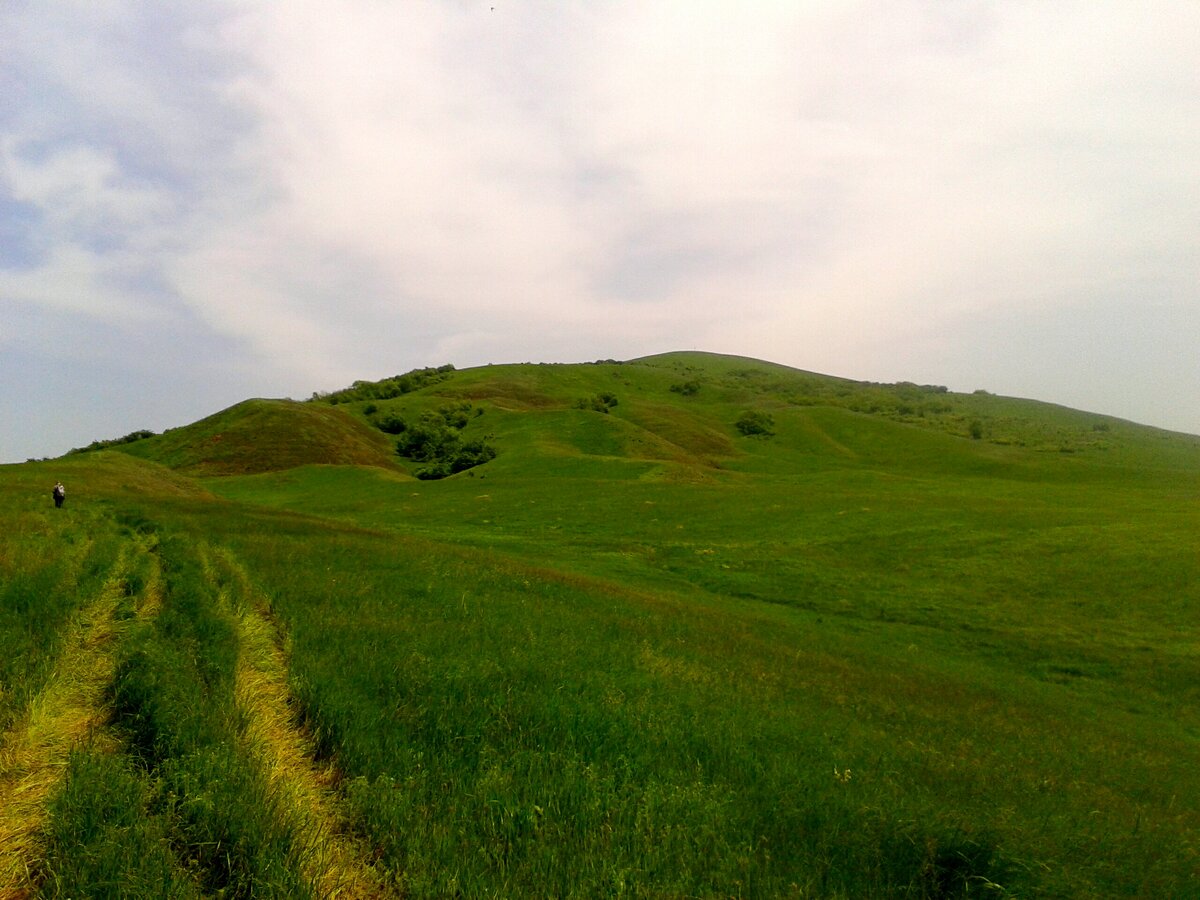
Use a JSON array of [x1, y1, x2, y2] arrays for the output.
[[2, 1, 1198, 463]]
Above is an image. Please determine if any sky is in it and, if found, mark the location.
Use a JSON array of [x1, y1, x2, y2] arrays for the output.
[[2, 1, 1198, 463]]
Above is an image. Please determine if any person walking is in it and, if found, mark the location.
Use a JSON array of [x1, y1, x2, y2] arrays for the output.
[[52, 481, 65, 508]]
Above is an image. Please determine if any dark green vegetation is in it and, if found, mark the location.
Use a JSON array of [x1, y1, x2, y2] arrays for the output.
[[3, 352, 1198, 897], [66, 428, 157, 456], [388, 401, 497, 480]]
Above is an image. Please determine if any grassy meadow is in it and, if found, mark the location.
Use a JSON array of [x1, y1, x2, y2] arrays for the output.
[[2, 352, 1198, 897]]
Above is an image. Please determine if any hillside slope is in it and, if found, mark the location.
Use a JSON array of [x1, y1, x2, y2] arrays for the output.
[[113, 399, 399, 476], [73, 352, 1200, 483], [303, 352, 1200, 485]]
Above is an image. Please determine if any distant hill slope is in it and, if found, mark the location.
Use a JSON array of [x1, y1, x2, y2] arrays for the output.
[[303, 352, 1200, 483], [80, 352, 1200, 481], [112, 399, 399, 476]]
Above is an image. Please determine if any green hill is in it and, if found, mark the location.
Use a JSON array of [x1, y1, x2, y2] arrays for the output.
[[109, 398, 400, 475], [81, 352, 1199, 483], [297, 352, 1200, 484], [3, 352, 1198, 898]]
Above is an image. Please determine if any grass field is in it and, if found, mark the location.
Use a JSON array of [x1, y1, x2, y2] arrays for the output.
[[2, 353, 1198, 897]]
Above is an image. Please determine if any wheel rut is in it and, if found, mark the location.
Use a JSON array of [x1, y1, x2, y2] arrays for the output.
[[210, 547, 393, 898], [0, 534, 157, 898]]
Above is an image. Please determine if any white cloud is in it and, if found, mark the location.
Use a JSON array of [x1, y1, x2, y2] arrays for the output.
[[0, 244, 161, 325], [1, 140, 176, 254]]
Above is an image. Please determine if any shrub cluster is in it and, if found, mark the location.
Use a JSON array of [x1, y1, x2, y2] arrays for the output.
[[67, 429, 156, 455], [389, 403, 497, 479], [312, 364, 456, 405], [574, 392, 619, 413], [670, 380, 701, 396], [374, 413, 408, 435], [735, 410, 775, 437]]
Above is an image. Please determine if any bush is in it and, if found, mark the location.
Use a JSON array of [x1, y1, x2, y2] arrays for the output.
[[316, 365, 457, 405], [376, 414, 407, 435], [395, 404, 497, 478], [670, 380, 701, 396], [396, 418, 457, 462], [439, 402, 473, 430], [969, 419, 984, 440], [735, 411, 775, 437], [575, 393, 619, 413], [67, 429, 157, 455]]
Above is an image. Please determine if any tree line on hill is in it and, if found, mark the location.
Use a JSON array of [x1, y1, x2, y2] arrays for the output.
[[311, 364, 457, 405]]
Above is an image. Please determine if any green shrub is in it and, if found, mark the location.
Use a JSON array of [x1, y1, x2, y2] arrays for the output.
[[316, 364, 456, 405], [575, 393, 619, 413], [395, 405, 496, 478], [416, 440, 497, 480], [396, 418, 456, 462], [375, 414, 407, 435], [66, 429, 157, 455], [438, 402, 474, 430], [735, 411, 774, 437]]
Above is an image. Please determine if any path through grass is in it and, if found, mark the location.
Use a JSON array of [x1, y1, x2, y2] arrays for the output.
[[1, 505, 394, 897], [212, 547, 391, 898], [0, 536, 140, 896]]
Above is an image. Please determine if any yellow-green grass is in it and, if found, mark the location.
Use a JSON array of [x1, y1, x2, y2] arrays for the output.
[[0, 542, 127, 895], [200, 453, 1199, 895]]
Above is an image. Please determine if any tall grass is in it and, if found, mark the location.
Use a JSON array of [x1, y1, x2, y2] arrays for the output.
[[208, 517, 1017, 897], [6, 355, 1200, 897], [202, 457, 1200, 897], [38, 748, 197, 899], [106, 533, 311, 898], [0, 511, 117, 732]]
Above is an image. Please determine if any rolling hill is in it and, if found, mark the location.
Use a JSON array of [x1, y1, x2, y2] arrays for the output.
[[100, 352, 1200, 482], [109, 398, 400, 476], [3, 352, 1198, 898]]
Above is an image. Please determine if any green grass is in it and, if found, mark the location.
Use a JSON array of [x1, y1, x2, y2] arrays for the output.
[[0, 460, 137, 732], [4, 352, 1200, 896], [38, 748, 197, 899], [201, 463, 1199, 895]]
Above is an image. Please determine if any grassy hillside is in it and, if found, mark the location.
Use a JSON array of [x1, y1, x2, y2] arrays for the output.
[[110, 398, 399, 475], [306, 352, 1200, 485], [3, 352, 1198, 897]]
